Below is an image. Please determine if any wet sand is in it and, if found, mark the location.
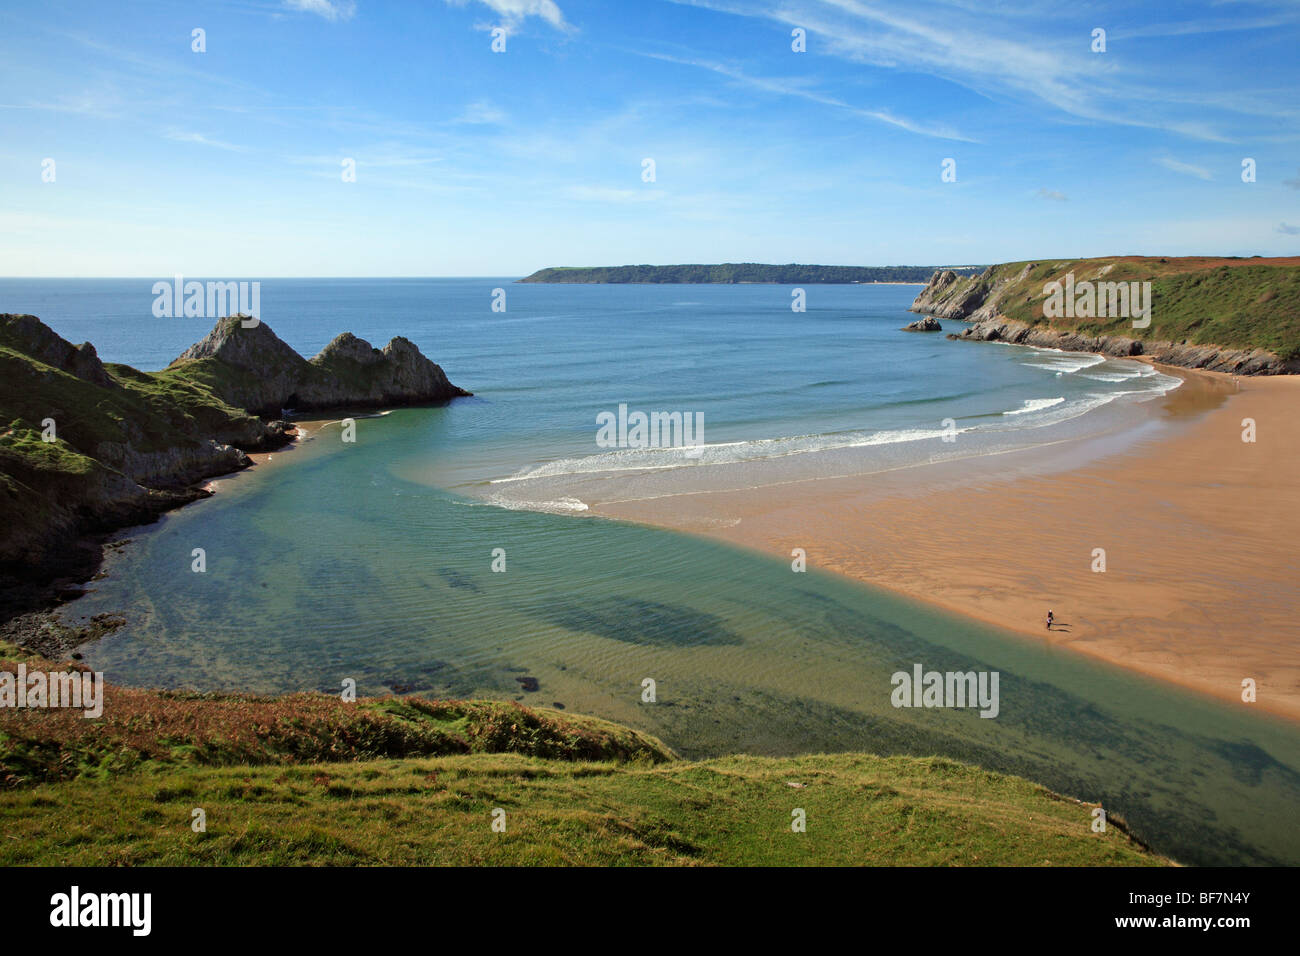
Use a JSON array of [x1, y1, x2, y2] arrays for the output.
[[595, 365, 1300, 719]]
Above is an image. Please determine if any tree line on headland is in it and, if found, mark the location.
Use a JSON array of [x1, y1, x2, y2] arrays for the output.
[[519, 263, 985, 284]]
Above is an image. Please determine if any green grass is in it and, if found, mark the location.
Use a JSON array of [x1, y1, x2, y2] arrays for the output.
[[0, 315, 286, 582], [922, 256, 1300, 359], [0, 751, 1164, 866], [0, 345, 262, 461], [0, 651, 1167, 866], [520, 263, 982, 284], [0, 681, 674, 788]]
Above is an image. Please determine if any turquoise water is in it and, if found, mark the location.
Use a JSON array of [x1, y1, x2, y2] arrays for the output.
[[10, 278, 1299, 866]]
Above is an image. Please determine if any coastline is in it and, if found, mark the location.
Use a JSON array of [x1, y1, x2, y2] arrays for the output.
[[589, 362, 1300, 721]]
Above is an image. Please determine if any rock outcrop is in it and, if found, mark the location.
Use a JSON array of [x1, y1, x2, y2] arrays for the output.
[[910, 260, 1300, 375], [901, 316, 942, 332], [0, 312, 469, 614], [298, 332, 469, 409], [0, 313, 117, 388], [942, 318, 1294, 375], [171, 316, 471, 416]]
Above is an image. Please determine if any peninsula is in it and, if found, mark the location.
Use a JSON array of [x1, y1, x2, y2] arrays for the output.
[[0, 313, 470, 616], [520, 263, 984, 284], [912, 255, 1300, 374]]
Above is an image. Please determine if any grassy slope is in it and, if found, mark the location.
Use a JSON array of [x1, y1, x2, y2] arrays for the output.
[[0, 326, 283, 588], [0, 345, 264, 462], [521, 264, 974, 284], [928, 256, 1300, 359], [0, 753, 1162, 867], [0, 641, 1166, 866]]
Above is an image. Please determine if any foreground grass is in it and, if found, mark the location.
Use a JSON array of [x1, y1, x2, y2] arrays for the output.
[[0, 751, 1165, 866], [0, 644, 1167, 865]]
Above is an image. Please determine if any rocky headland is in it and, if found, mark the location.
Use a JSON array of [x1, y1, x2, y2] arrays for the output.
[[0, 313, 469, 618], [172, 316, 470, 417], [911, 256, 1300, 375]]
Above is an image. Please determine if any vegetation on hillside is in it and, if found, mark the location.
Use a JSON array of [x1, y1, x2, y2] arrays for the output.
[[521, 263, 985, 284], [918, 256, 1300, 359], [0, 317, 286, 600], [0, 639, 1167, 866]]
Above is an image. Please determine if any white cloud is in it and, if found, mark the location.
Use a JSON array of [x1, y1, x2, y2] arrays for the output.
[[1155, 156, 1212, 180], [1036, 188, 1068, 201], [285, 0, 357, 21], [564, 185, 665, 203], [639, 51, 975, 142], [165, 130, 250, 152], [457, 101, 508, 125], [667, 0, 1245, 142], [445, 0, 572, 33]]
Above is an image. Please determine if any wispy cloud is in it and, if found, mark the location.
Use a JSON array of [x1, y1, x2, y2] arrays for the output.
[[286, 148, 444, 169], [456, 101, 508, 125], [564, 185, 665, 203], [638, 51, 975, 142], [667, 0, 1245, 142], [165, 130, 250, 152], [285, 0, 357, 21], [1284, 168, 1300, 189], [1277, 222, 1300, 235], [1155, 156, 1212, 180], [444, 0, 573, 33], [1035, 188, 1068, 201]]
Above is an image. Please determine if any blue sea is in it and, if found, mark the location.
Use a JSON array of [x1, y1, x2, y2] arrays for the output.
[[4, 277, 1298, 865]]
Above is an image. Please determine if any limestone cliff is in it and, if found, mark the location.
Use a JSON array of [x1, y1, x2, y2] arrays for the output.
[[910, 257, 1300, 375], [171, 316, 471, 416], [0, 313, 469, 612]]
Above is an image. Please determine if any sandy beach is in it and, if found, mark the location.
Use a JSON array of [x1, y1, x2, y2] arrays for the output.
[[594, 365, 1300, 720]]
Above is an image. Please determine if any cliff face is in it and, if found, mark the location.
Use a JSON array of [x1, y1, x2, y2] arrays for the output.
[[0, 313, 470, 611], [911, 257, 1300, 375], [0, 314, 118, 389], [170, 317, 471, 416], [298, 332, 468, 409]]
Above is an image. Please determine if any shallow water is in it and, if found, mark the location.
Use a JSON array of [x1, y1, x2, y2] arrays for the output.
[[63, 407, 1300, 867], [14, 278, 1298, 865]]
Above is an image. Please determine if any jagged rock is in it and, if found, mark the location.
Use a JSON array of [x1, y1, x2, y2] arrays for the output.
[[170, 316, 471, 415], [0, 314, 116, 388], [944, 317, 1299, 375], [0, 315, 302, 593], [914, 267, 1300, 375], [172, 316, 313, 417], [901, 316, 943, 332]]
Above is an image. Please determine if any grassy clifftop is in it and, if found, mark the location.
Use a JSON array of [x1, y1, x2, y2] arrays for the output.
[[521, 263, 983, 284], [0, 315, 289, 604], [0, 751, 1166, 866], [912, 256, 1300, 363], [0, 641, 1166, 866], [0, 313, 469, 613]]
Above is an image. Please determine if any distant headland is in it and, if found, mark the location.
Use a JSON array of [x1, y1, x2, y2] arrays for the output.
[[519, 263, 986, 284], [913, 255, 1300, 375]]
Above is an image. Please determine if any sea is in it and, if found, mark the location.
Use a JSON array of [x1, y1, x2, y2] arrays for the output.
[[3, 277, 1297, 865]]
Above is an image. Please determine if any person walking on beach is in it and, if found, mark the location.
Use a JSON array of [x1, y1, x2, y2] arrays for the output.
[[1046, 609, 1054, 631]]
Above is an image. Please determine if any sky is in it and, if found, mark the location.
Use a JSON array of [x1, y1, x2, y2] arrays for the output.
[[1, 0, 1298, 276]]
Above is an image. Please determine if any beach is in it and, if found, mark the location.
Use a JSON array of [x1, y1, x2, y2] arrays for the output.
[[593, 365, 1300, 720]]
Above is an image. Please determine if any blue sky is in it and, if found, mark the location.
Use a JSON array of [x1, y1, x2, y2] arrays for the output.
[[2, 0, 1298, 276]]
